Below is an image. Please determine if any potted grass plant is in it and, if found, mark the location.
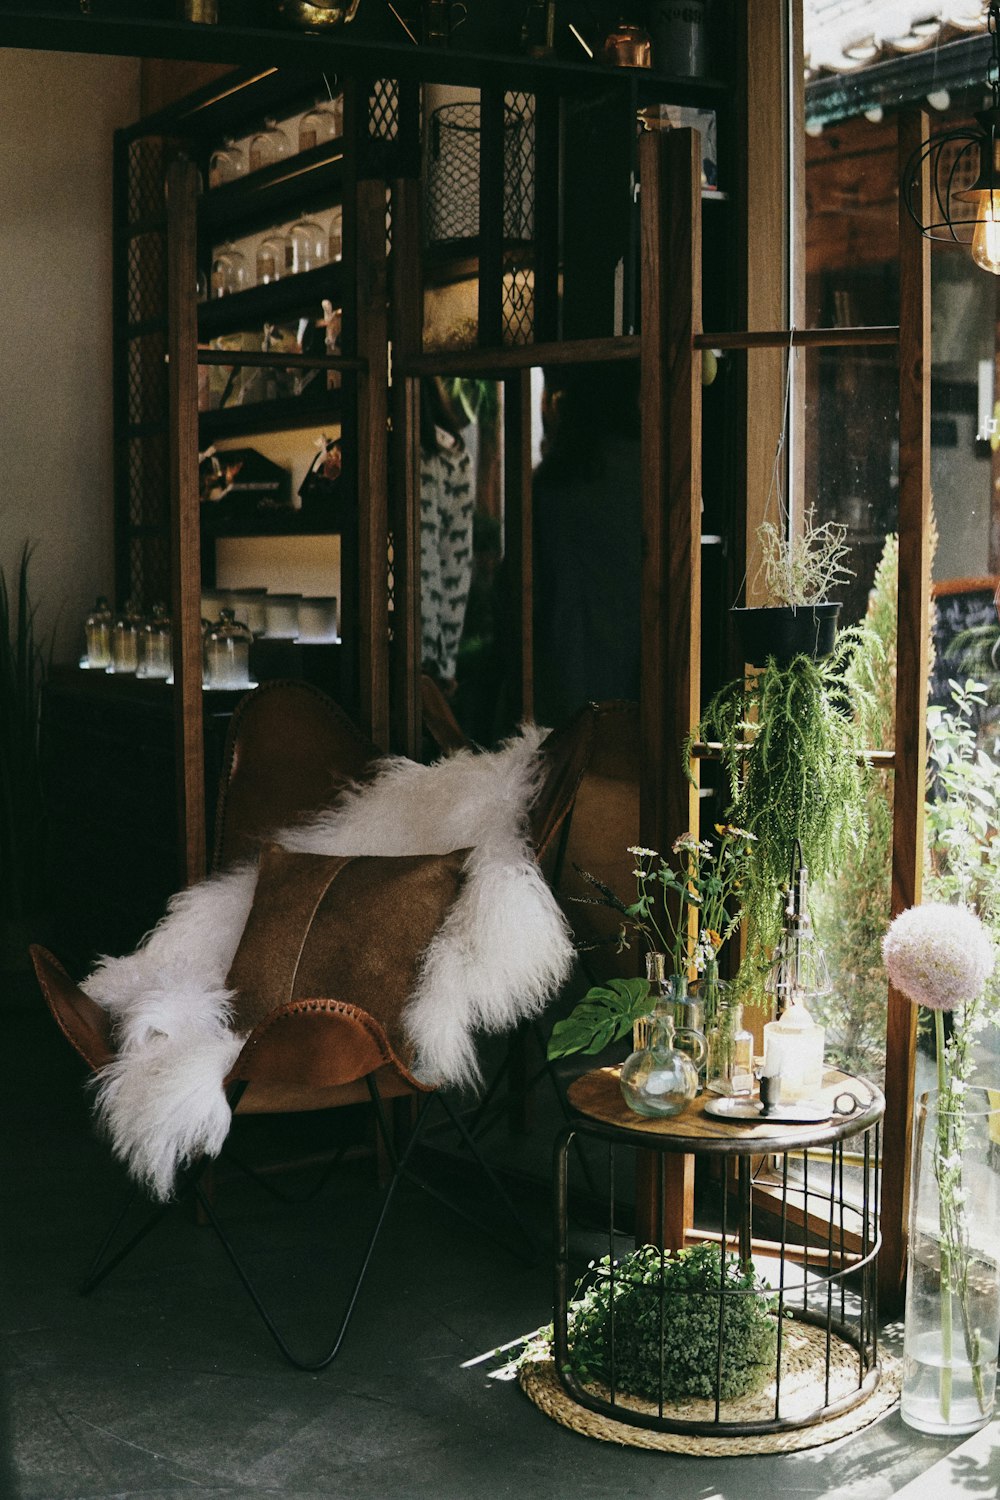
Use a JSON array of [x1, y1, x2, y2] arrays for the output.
[[732, 506, 852, 667]]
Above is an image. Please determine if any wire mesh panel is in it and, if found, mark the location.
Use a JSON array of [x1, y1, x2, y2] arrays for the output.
[[502, 92, 536, 346], [551, 1076, 884, 1437], [127, 136, 168, 225], [369, 79, 400, 141], [425, 99, 535, 247]]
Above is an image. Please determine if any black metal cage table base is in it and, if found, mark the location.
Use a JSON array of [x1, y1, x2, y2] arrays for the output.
[[550, 1067, 885, 1439]]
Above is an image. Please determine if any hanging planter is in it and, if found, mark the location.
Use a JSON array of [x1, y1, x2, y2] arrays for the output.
[[731, 600, 841, 669]]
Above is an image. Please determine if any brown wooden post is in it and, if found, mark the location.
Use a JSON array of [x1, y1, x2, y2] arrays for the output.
[[636, 126, 702, 1248], [389, 175, 423, 759], [165, 154, 205, 888], [356, 176, 391, 749], [881, 109, 932, 1310]]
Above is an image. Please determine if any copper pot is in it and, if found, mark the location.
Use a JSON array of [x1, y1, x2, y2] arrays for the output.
[[601, 20, 653, 68], [276, 0, 361, 28]]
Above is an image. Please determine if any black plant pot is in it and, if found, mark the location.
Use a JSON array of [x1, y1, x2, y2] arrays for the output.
[[731, 603, 841, 669]]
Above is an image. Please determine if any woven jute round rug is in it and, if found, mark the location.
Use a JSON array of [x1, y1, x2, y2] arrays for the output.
[[519, 1321, 900, 1456]]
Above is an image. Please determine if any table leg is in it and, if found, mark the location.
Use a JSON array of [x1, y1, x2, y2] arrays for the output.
[[737, 1155, 752, 1268], [634, 1149, 693, 1250]]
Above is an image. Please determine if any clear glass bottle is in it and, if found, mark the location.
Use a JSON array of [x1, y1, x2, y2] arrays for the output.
[[327, 204, 344, 263], [84, 594, 112, 669], [249, 117, 291, 174], [109, 600, 141, 675], [620, 1012, 705, 1119], [203, 608, 253, 690], [136, 603, 172, 680], [210, 243, 250, 298], [255, 228, 291, 284], [289, 215, 327, 274], [208, 136, 246, 189], [706, 1000, 754, 1097], [298, 98, 341, 152]]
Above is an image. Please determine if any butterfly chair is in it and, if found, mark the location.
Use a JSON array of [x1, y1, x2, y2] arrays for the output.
[[31, 681, 595, 1371], [463, 699, 640, 1144]]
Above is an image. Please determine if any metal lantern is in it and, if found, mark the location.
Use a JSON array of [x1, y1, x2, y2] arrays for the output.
[[902, 2, 1000, 274]]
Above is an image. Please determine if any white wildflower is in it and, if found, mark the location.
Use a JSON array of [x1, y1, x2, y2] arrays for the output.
[[882, 903, 995, 1011]]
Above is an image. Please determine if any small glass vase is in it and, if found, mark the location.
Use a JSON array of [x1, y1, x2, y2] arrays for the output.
[[901, 1087, 1000, 1435], [706, 999, 754, 1097], [634, 953, 707, 1089], [620, 1012, 705, 1119]]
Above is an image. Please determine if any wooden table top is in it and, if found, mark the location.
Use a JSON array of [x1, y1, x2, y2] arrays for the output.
[[566, 1066, 885, 1156]]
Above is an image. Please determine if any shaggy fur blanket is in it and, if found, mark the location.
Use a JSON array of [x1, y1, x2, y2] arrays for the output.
[[84, 726, 574, 1200]]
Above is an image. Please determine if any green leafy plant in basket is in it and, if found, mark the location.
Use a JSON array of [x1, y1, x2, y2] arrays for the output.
[[565, 1242, 778, 1403], [687, 631, 872, 1004]]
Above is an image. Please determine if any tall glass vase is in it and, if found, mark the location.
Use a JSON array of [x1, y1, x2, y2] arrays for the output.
[[901, 1087, 1000, 1435]]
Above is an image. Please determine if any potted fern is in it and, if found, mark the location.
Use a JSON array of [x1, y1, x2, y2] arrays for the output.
[[692, 514, 872, 999]]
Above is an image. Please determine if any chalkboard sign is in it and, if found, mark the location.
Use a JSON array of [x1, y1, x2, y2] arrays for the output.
[[931, 578, 1000, 726]]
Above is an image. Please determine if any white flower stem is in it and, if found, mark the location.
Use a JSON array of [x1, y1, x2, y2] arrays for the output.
[[935, 1009, 954, 1424]]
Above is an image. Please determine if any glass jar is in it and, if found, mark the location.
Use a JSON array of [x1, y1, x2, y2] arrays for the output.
[[290, 215, 327, 274], [228, 587, 268, 636], [203, 608, 253, 690], [264, 593, 301, 639], [208, 136, 246, 188], [84, 594, 112, 669], [706, 1000, 754, 1097], [136, 603, 172, 680], [109, 601, 141, 675], [298, 97, 342, 151], [249, 117, 292, 174], [256, 228, 291, 285], [620, 1013, 705, 1119], [327, 204, 344, 263], [210, 243, 250, 298], [297, 595, 339, 642]]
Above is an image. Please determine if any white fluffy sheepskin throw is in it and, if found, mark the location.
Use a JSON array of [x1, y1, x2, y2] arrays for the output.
[[83, 725, 574, 1200]]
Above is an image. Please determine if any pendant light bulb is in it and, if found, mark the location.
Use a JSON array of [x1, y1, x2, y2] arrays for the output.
[[971, 190, 1000, 274]]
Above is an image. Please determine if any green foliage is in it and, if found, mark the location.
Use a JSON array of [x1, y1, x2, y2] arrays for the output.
[[812, 535, 898, 1078], [689, 634, 871, 1001], [0, 544, 47, 963], [547, 978, 652, 1059], [565, 1242, 778, 1403]]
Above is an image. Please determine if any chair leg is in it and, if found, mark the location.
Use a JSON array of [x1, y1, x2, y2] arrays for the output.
[[189, 1091, 439, 1372]]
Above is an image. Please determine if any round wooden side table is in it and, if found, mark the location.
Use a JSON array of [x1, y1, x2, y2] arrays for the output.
[[552, 1066, 886, 1437]]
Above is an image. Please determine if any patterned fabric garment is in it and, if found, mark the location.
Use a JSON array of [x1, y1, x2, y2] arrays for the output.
[[420, 427, 474, 682]]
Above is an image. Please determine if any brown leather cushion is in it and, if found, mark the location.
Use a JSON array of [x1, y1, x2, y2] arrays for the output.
[[226, 843, 469, 1068]]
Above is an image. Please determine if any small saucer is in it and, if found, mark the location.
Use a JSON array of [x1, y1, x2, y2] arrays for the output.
[[703, 1096, 833, 1125]]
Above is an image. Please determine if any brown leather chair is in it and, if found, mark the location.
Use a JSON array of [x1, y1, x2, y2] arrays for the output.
[[31, 681, 595, 1368]]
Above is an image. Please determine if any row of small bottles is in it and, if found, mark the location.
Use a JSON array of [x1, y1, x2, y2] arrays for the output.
[[85, 598, 172, 679], [209, 210, 343, 299], [208, 100, 345, 190], [84, 598, 250, 691]]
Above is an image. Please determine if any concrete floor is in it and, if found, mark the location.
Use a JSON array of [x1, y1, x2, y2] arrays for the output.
[[0, 976, 989, 1500]]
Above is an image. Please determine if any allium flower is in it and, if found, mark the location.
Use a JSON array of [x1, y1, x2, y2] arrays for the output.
[[882, 902, 995, 1011]]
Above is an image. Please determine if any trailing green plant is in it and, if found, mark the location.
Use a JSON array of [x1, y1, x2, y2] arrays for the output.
[[688, 633, 872, 1001], [812, 534, 898, 1078], [754, 505, 853, 608], [562, 1242, 778, 1403], [0, 544, 47, 965]]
